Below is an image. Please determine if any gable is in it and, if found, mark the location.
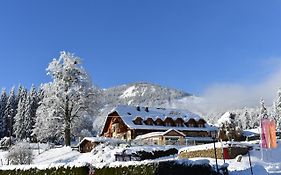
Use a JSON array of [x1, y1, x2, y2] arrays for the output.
[[164, 129, 185, 137], [101, 111, 120, 135]]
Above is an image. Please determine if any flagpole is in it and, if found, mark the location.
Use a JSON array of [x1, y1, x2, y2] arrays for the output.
[[260, 118, 263, 161]]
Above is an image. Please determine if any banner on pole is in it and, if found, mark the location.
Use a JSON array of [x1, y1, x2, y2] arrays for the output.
[[261, 119, 277, 149], [269, 120, 277, 148]]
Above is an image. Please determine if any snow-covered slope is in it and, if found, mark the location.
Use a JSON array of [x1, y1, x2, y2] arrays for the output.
[[103, 82, 191, 107], [1, 141, 281, 174]]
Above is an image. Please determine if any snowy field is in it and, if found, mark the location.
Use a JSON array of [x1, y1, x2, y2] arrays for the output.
[[0, 141, 281, 174]]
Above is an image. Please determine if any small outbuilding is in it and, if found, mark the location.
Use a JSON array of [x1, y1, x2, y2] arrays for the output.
[[134, 129, 186, 146]]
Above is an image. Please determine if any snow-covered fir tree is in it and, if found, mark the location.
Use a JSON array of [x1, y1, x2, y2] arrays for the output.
[[274, 88, 281, 129], [24, 86, 38, 140], [3, 87, 17, 137], [34, 52, 100, 146], [14, 88, 28, 140], [33, 83, 64, 143], [260, 98, 268, 119], [243, 109, 251, 129], [0, 89, 8, 138]]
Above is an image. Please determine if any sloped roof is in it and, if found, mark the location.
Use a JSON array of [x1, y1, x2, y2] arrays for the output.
[[135, 129, 185, 140], [243, 128, 260, 137], [106, 105, 217, 132], [217, 112, 234, 125], [77, 137, 125, 146]]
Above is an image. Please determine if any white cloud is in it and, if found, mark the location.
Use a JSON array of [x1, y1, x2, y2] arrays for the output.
[[201, 58, 281, 112]]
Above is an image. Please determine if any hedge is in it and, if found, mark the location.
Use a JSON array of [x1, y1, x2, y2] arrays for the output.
[[94, 161, 221, 175], [0, 160, 222, 175], [134, 148, 178, 160], [0, 166, 89, 175]]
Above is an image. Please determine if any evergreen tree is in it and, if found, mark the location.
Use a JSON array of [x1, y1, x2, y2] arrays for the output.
[[274, 88, 281, 129], [244, 109, 251, 129], [14, 88, 27, 140], [0, 89, 8, 138], [260, 98, 268, 119], [24, 85, 38, 140], [3, 87, 17, 137]]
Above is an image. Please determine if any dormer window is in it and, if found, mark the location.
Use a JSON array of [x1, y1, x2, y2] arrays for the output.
[[164, 117, 175, 127], [155, 118, 164, 126], [186, 118, 197, 128], [144, 118, 154, 125], [133, 117, 143, 125], [175, 118, 184, 127], [197, 119, 206, 128]]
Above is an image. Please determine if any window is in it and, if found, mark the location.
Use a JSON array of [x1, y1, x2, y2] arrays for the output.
[[189, 123, 194, 127], [198, 124, 204, 128], [165, 137, 180, 145], [176, 123, 183, 127], [112, 123, 119, 133]]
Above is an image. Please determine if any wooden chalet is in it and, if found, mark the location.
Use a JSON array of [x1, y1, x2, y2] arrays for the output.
[[101, 105, 217, 144]]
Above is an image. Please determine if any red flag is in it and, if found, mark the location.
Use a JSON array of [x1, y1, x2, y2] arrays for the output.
[[269, 120, 277, 148], [261, 119, 270, 148]]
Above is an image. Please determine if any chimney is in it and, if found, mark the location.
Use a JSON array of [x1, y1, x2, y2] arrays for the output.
[[145, 107, 149, 112]]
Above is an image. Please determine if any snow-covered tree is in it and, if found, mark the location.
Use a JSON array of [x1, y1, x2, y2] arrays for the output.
[[14, 88, 28, 140], [33, 83, 64, 143], [34, 52, 100, 146], [260, 98, 268, 119], [274, 88, 281, 129], [3, 87, 17, 138], [6, 141, 33, 165], [243, 109, 251, 129], [218, 112, 244, 141], [24, 85, 38, 140], [0, 89, 8, 138]]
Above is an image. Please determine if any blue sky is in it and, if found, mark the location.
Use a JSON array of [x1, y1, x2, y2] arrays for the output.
[[1, 1, 281, 95]]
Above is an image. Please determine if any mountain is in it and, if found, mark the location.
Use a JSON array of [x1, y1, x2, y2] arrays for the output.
[[103, 82, 191, 107], [93, 82, 260, 133], [93, 82, 195, 133]]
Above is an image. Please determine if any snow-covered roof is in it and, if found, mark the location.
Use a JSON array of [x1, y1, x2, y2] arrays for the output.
[[108, 105, 217, 132], [135, 129, 185, 140], [179, 142, 248, 153], [77, 137, 125, 146], [217, 112, 233, 125], [243, 128, 260, 137]]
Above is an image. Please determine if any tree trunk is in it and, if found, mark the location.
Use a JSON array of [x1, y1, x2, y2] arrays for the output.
[[64, 123, 71, 146], [64, 95, 71, 146]]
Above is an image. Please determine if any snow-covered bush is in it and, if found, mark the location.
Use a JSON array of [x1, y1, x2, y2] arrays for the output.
[[0, 137, 13, 148], [218, 112, 244, 141], [6, 142, 33, 165]]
